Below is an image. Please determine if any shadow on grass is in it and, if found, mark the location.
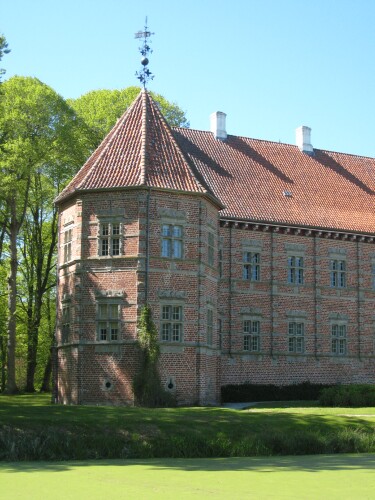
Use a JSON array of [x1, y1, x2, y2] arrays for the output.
[[2, 453, 375, 474], [1, 394, 375, 463]]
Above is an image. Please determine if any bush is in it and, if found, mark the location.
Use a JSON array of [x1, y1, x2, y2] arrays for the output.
[[221, 381, 331, 403], [319, 384, 375, 407]]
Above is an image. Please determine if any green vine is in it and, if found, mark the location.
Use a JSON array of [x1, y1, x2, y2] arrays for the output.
[[133, 305, 175, 407]]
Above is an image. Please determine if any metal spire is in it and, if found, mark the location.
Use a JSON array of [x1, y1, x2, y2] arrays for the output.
[[135, 17, 154, 89]]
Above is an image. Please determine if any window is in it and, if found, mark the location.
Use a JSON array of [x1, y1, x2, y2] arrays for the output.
[[63, 229, 72, 263], [218, 318, 222, 349], [208, 233, 215, 266], [218, 248, 223, 278], [243, 320, 260, 351], [207, 308, 213, 345], [61, 304, 70, 343], [330, 260, 346, 288], [288, 256, 304, 284], [243, 252, 260, 281], [161, 305, 182, 341], [99, 222, 122, 257], [288, 322, 304, 353], [97, 302, 120, 341], [372, 263, 375, 290], [331, 324, 346, 355], [161, 225, 183, 259]]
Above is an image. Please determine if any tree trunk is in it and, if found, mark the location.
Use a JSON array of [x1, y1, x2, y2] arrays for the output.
[[40, 291, 55, 393], [5, 198, 19, 394], [40, 351, 52, 392], [25, 325, 38, 392], [0, 334, 6, 392]]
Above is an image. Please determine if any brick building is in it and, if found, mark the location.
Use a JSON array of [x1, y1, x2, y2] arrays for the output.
[[55, 89, 375, 405]]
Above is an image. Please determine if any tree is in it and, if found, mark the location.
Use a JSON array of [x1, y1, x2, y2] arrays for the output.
[[69, 86, 189, 148], [0, 76, 91, 393], [0, 34, 10, 81], [18, 174, 58, 392], [0, 261, 8, 391], [0, 34, 11, 257]]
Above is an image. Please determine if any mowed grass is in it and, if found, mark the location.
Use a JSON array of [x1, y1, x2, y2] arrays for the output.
[[2, 455, 375, 499], [1, 394, 375, 460]]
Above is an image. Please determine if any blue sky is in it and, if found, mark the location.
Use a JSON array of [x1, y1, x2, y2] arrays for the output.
[[2, 0, 375, 157]]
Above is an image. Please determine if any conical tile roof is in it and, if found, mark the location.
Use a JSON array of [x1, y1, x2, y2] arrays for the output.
[[56, 90, 210, 203]]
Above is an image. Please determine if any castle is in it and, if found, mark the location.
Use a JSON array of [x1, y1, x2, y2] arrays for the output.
[[55, 89, 375, 405]]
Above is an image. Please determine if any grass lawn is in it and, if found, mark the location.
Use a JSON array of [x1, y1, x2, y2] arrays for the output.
[[1, 454, 375, 499], [1, 394, 375, 459]]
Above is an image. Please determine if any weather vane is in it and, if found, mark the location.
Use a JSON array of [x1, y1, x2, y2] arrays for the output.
[[135, 17, 155, 89]]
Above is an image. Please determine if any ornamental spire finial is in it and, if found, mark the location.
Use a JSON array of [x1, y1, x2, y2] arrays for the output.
[[135, 17, 154, 89]]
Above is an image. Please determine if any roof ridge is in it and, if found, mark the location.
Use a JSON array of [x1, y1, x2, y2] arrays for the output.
[[55, 93, 144, 202], [174, 127, 375, 160], [146, 94, 207, 193], [79, 94, 144, 189], [56, 90, 213, 204], [140, 89, 147, 185]]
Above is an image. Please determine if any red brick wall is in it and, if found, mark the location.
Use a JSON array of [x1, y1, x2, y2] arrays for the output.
[[219, 225, 375, 387], [56, 189, 375, 405]]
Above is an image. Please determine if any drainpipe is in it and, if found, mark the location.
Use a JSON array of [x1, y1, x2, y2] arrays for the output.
[[228, 225, 232, 356], [356, 240, 361, 360], [145, 188, 151, 304], [270, 230, 274, 357]]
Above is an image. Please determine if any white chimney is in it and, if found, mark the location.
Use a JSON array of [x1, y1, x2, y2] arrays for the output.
[[296, 125, 313, 153], [210, 111, 227, 140]]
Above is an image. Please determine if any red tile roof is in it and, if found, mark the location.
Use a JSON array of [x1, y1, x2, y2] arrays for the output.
[[55, 90, 208, 203], [56, 90, 374, 234], [173, 129, 375, 234]]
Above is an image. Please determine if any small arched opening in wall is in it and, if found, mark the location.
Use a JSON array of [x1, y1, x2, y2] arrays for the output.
[[102, 378, 114, 392], [165, 376, 176, 393]]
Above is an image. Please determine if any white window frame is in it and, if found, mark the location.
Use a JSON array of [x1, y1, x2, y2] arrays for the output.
[[207, 308, 214, 345], [288, 321, 305, 353], [61, 302, 71, 343], [243, 320, 260, 352], [161, 304, 183, 342], [331, 323, 347, 355], [288, 256, 304, 285], [97, 301, 121, 342], [330, 259, 346, 288], [98, 220, 123, 257], [208, 232, 215, 266], [243, 252, 260, 281], [161, 224, 183, 259], [218, 247, 223, 278], [63, 228, 73, 264]]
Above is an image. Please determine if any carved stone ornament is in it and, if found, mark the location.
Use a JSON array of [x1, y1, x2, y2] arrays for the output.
[[240, 307, 262, 315], [158, 289, 186, 299], [158, 208, 186, 220], [286, 310, 307, 318], [285, 243, 306, 252], [95, 290, 125, 298]]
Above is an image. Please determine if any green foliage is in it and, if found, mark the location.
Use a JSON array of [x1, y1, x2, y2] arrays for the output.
[[0, 263, 8, 391], [221, 381, 332, 403], [137, 304, 160, 364], [1, 394, 375, 460], [0, 34, 10, 81], [133, 305, 175, 407], [68, 86, 189, 149], [0, 76, 94, 393], [319, 384, 375, 407]]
